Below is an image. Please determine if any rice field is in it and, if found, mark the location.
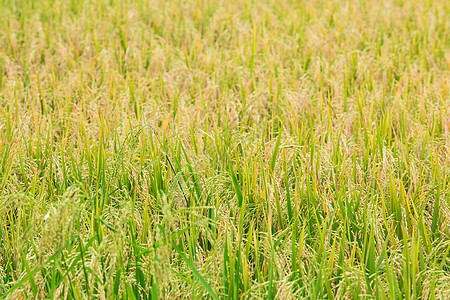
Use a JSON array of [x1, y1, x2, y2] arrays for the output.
[[0, 0, 449, 298]]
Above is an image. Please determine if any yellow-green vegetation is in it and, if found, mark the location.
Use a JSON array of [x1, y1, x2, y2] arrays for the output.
[[1, 0, 449, 298]]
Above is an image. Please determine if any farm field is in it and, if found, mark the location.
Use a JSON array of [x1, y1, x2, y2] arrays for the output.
[[0, 0, 449, 298]]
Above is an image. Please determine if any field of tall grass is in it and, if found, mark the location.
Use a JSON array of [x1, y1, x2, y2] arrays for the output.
[[0, 0, 449, 298]]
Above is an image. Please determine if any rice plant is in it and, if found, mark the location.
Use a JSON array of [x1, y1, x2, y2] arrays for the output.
[[0, 0, 449, 298]]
